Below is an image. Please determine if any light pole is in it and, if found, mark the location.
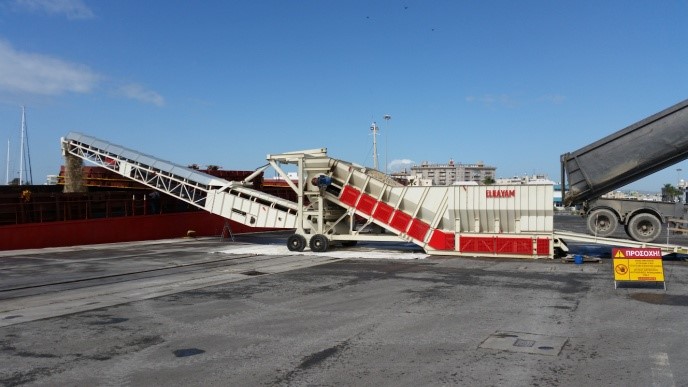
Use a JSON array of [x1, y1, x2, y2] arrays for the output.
[[383, 114, 391, 174], [678, 168, 684, 204], [677, 168, 682, 187]]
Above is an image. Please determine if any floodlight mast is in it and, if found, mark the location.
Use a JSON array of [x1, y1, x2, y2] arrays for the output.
[[384, 114, 391, 173], [370, 121, 379, 170]]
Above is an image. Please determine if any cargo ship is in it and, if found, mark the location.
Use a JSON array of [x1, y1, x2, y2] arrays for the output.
[[1, 165, 296, 251]]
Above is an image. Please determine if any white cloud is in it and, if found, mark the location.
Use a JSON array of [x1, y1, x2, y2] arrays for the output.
[[0, 39, 163, 106], [0, 39, 99, 95], [465, 94, 518, 108], [116, 83, 165, 107], [388, 158, 415, 172], [14, 0, 94, 20]]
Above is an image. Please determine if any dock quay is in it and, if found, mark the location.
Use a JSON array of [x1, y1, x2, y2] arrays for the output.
[[1, 216, 688, 386]]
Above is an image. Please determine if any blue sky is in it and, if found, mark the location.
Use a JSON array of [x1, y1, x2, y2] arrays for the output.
[[0, 0, 687, 191]]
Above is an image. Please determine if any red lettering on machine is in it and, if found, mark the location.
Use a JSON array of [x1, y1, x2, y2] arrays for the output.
[[486, 189, 516, 198]]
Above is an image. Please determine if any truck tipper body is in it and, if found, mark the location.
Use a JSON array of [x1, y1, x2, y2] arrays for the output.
[[561, 98, 688, 242]]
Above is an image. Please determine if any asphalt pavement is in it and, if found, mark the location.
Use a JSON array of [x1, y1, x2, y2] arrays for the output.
[[1, 215, 687, 386]]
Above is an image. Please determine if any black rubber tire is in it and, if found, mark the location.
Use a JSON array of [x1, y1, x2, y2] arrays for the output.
[[627, 213, 662, 242], [586, 208, 618, 237], [287, 234, 306, 252], [309, 234, 329, 252], [341, 241, 358, 247]]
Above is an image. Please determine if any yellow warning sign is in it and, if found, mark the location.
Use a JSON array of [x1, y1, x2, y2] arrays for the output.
[[612, 248, 664, 282]]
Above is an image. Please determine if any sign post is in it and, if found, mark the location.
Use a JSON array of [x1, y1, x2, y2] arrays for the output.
[[612, 248, 665, 289]]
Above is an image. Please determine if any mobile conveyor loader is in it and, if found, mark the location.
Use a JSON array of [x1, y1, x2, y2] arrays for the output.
[[62, 132, 688, 258]]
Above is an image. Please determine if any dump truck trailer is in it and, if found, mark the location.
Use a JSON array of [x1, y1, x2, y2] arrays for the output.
[[561, 98, 688, 242]]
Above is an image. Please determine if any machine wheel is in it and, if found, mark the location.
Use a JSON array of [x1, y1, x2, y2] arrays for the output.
[[586, 208, 618, 237], [627, 213, 662, 242], [309, 234, 329, 252], [287, 234, 307, 252], [341, 241, 358, 247]]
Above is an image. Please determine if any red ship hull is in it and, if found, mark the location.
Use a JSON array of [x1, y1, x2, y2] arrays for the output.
[[1, 211, 273, 251]]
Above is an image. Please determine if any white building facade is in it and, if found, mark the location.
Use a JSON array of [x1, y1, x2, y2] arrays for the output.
[[410, 160, 496, 186]]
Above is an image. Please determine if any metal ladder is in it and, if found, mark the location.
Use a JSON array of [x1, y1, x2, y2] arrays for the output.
[[222, 220, 235, 241]]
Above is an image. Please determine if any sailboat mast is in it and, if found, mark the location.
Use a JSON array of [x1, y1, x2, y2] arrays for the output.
[[19, 106, 25, 185], [5, 139, 9, 185]]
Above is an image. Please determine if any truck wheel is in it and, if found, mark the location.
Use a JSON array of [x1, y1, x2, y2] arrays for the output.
[[587, 208, 618, 237], [627, 213, 662, 242], [287, 234, 306, 252], [309, 234, 329, 252]]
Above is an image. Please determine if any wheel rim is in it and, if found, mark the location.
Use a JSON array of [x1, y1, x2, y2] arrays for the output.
[[287, 235, 305, 251], [588, 209, 618, 237], [309, 234, 329, 252], [597, 217, 612, 232], [635, 220, 655, 236], [627, 214, 661, 242], [594, 213, 614, 232]]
